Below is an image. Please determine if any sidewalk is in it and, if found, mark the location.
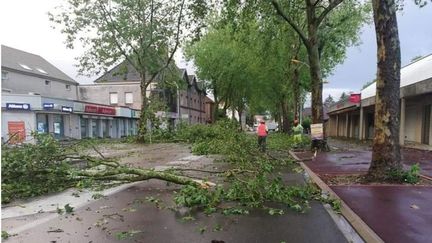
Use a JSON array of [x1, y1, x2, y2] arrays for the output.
[[295, 141, 432, 243]]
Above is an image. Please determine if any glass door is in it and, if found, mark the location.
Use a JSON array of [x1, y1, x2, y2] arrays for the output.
[[53, 114, 64, 139]]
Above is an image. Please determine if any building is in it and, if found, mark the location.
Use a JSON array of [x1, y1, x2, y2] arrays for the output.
[[1, 45, 138, 143], [1, 45, 79, 99], [178, 69, 207, 124], [79, 62, 143, 110], [327, 54, 432, 147], [204, 96, 215, 124], [80, 63, 208, 126]]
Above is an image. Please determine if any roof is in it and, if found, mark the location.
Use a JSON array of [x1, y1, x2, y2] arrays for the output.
[[1, 45, 77, 84], [303, 107, 329, 120], [362, 54, 432, 99], [95, 61, 142, 83]]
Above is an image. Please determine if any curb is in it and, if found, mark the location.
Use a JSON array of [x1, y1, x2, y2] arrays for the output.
[[289, 150, 384, 243]]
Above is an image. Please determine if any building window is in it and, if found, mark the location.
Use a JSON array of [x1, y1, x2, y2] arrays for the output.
[[45, 80, 51, 86], [1, 71, 8, 81], [110, 92, 118, 104], [65, 84, 71, 90], [36, 68, 48, 74], [19, 63, 32, 70], [125, 92, 133, 104]]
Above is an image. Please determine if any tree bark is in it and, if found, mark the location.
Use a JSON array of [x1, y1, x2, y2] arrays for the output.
[[212, 82, 219, 123], [306, 10, 327, 151], [137, 74, 150, 142], [281, 100, 290, 134], [368, 0, 402, 180], [292, 65, 300, 121]]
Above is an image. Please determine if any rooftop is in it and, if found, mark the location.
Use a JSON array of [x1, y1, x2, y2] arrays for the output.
[[362, 54, 432, 99], [1, 45, 77, 84]]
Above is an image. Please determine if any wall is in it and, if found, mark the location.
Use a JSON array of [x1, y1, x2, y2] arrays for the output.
[[404, 105, 418, 142], [179, 89, 206, 124], [79, 83, 141, 110], [1, 111, 36, 143], [2, 71, 78, 100]]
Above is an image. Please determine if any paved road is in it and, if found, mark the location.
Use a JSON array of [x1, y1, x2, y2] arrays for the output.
[[2, 143, 350, 243], [6, 180, 348, 243]]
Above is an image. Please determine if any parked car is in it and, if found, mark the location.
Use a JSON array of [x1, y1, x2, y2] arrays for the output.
[[267, 122, 279, 132]]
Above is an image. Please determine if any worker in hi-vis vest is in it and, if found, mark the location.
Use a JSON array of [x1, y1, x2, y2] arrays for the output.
[[256, 120, 269, 152], [293, 119, 304, 143]]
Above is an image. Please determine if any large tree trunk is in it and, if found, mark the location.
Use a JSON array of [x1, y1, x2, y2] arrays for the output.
[[292, 65, 300, 121], [368, 0, 402, 180], [137, 75, 150, 142], [306, 18, 327, 151]]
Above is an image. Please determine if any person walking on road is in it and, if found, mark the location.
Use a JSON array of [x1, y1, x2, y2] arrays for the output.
[[257, 120, 268, 152]]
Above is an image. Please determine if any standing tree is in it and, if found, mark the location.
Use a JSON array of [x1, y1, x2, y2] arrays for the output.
[[49, 0, 187, 142], [367, 0, 402, 180], [270, 0, 368, 150], [339, 92, 349, 102], [324, 95, 335, 108]]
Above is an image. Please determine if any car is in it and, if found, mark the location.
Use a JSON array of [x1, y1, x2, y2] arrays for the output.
[[267, 122, 279, 132]]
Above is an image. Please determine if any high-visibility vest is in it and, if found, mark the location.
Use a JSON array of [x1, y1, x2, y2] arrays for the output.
[[257, 124, 268, 137]]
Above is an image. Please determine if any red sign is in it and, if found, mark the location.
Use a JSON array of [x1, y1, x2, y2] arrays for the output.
[[84, 105, 116, 115], [85, 105, 98, 113], [349, 93, 361, 103], [8, 121, 25, 144], [98, 107, 116, 115]]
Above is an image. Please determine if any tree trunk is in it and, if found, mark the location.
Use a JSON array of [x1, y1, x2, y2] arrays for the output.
[[292, 65, 300, 121], [212, 81, 219, 123], [368, 0, 402, 180], [238, 109, 243, 130], [306, 21, 327, 151], [137, 75, 150, 142], [281, 101, 290, 134]]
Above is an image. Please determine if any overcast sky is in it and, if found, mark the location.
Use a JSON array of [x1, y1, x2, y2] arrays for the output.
[[1, 0, 431, 101]]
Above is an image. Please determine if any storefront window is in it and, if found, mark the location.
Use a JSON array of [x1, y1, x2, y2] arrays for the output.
[[92, 119, 99, 138], [36, 114, 48, 134], [123, 119, 128, 136], [102, 120, 110, 138], [53, 114, 64, 139], [80, 117, 88, 138]]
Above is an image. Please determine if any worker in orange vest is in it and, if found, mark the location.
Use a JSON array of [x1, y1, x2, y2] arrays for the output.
[[257, 120, 268, 152]]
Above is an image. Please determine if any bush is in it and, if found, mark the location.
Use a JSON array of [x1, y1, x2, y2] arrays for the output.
[[267, 133, 311, 150], [387, 163, 420, 184], [1, 133, 73, 203]]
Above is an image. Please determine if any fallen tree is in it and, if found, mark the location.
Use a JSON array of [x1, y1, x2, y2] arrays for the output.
[[2, 121, 324, 214]]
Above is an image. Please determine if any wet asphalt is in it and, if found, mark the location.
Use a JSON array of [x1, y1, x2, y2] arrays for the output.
[[299, 139, 432, 243], [5, 179, 348, 243]]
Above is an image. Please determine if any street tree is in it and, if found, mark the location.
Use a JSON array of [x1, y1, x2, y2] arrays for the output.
[[324, 95, 335, 108], [270, 0, 368, 150], [339, 92, 349, 102], [367, 0, 430, 180], [49, 0, 188, 142]]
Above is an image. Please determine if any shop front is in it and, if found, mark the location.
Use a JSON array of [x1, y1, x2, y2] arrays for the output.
[[37, 98, 79, 139], [74, 102, 116, 139], [1, 94, 41, 143]]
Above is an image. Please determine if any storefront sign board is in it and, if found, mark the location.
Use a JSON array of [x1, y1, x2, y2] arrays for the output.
[[311, 123, 324, 140]]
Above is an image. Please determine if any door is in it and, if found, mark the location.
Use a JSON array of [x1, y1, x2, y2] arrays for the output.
[[36, 114, 48, 134], [80, 117, 88, 138], [422, 105, 431, 144], [53, 114, 64, 139]]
